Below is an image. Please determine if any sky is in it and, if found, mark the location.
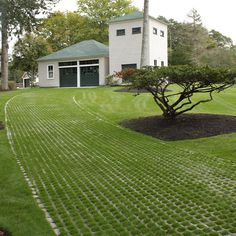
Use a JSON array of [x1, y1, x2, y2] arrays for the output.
[[55, 0, 236, 44]]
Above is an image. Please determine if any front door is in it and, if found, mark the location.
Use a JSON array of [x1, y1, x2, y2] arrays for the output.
[[80, 66, 99, 87], [59, 67, 77, 87]]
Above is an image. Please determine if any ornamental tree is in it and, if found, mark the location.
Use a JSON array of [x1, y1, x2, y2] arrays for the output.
[[131, 66, 236, 119]]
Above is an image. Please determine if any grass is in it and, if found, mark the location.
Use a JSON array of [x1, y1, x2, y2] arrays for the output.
[[0, 90, 55, 236], [2, 86, 236, 235]]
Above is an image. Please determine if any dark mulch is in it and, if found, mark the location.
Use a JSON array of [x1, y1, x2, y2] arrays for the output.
[[121, 113, 236, 141], [0, 121, 4, 130], [114, 87, 149, 93], [0, 228, 11, 236]]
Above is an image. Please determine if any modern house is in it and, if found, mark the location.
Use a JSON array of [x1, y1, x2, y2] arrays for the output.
[[37, 11, 168, 88]]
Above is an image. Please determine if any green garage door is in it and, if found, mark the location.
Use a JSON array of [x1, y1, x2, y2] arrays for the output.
[[80, 66, 99, 87], [60, 67, 77, 87]]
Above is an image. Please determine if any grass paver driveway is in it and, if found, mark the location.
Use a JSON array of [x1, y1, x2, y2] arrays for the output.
[[5, 87, 236, 235]]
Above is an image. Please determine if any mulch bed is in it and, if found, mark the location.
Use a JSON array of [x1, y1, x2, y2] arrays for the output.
[[114, 87, 149, 93], [121, 113, 236, 141], [0, 228, 11, 236], [0, 121, 4, 130]]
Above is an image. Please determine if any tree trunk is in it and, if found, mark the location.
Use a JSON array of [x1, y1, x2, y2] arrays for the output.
[[140, 0, 149, 67], [1, 9, 9, 91]]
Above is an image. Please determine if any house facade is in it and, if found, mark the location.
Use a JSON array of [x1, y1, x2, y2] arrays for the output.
[[37, 12, 168, 88], [37, 40, 109, 88], [109, 12, 168, 75]]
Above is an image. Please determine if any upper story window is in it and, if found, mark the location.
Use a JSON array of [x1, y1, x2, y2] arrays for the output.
[[160, 30, 165, 37], [153, 27, 158, 35], [47, 65, 54, 79], [80, 60, 99, 65], [132, 27, 141, 34], [117, 29, 125, 36], [59, 61, 77, 67]]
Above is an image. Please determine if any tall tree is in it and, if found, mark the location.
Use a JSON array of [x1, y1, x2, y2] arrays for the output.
[[77, 0, 137, 43], [209, 30, 233, 48], [140, 0, 149, 67], [40, 12, 95, 51], [12, 33, 52, 84], [0, 0, 58, 90]]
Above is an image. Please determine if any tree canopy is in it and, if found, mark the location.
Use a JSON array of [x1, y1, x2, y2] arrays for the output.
[[0, 0, 58, 90], [159, 9, 236, 67], [131, 66, 236, 119], [12, 33, 52, 83], [77, 0, 138, 43]]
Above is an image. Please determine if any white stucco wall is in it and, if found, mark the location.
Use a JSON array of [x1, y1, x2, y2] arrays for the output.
[[109, 19, 144, 74], [109, 17, 168, 75], [149, 18, 168, 66], [99, 57, 109, 85], [38, 61, 60, 87], [38, 57, 109, 87]]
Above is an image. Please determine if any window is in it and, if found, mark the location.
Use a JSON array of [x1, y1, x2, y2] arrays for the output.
[[117, 29, 125, 36], [59, 61, 77, 67], [161, 61, 165, 67], [122, 64, 137, 70], [153, 27, 158, 35], [154, 60, 157, 66], [132, 27, 141, 34], [160, 30, 165, 37], [79, 60, 99, 65], [48, 65, 54, 79]]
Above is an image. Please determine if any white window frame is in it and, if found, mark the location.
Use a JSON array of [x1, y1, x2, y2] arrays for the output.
[[47, 65, 54, 80]]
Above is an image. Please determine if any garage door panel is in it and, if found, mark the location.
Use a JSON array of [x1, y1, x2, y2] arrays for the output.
[[60, 67, 77, 87], [80, 66, 99, 87]]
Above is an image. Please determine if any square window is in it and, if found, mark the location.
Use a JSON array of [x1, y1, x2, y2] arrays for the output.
[[160, 30, 165, 37], [153, 27, 158, 35], [132, 27, 141, 34], [117, 29, 125, 36]]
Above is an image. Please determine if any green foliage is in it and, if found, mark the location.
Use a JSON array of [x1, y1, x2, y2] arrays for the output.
[[40, 11, 94, 51], [209, 30, 233, 48], [0, 0, 58, 90], [132, 66, 236, 119], [12, 33, 52, 80], [12, 33, 52, 82], [77, 0, 138, 43], [159, 9, 236, 67]]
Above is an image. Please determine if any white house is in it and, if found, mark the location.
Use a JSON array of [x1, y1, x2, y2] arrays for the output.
[[109, 11, 168, 74], [37, 11, 168, 88]]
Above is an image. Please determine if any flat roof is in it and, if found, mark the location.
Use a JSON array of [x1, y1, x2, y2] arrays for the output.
[[110, 11, 167, 25]]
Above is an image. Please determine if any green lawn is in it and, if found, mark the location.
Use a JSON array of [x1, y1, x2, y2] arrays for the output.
[[1, 87, 236, 235]]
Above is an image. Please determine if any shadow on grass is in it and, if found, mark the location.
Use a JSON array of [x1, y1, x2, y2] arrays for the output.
[[121, 114, 236, 141], [0, 121, 4, 130], [0, 227, 12, 236]]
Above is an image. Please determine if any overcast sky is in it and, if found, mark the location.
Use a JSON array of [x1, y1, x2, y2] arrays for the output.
[[55, 0, 236, 44]]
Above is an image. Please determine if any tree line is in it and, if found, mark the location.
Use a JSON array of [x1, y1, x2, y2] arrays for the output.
[[158, 9, 236, 67], [1, 0, 236, 89]]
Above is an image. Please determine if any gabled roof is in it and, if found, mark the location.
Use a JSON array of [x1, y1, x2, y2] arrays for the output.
[[110, 11, 167, 25], [37, 40, 109, 62]]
